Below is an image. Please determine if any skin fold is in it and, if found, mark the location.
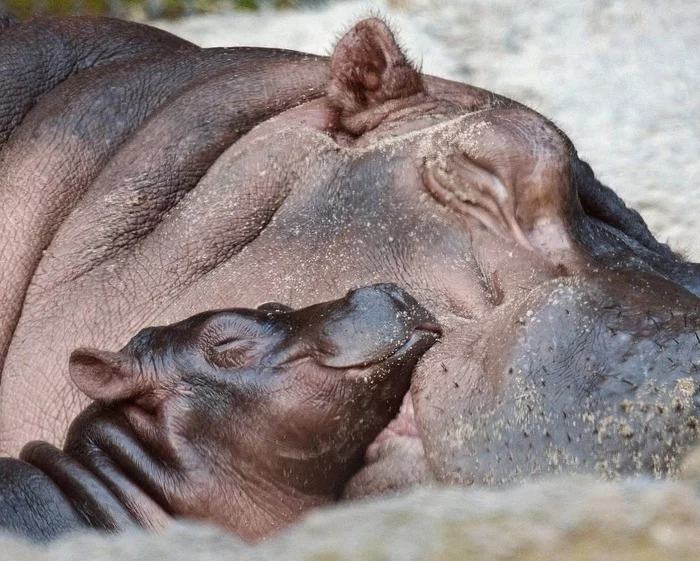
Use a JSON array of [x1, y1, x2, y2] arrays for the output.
[[0, 15, 697, 499], [0, 284, 440, 542]]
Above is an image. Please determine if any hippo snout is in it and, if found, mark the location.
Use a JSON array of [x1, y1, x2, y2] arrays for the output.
[[304, 283, 442, 369]]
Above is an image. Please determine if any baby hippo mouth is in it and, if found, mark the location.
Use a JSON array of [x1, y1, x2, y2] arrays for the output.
[[325, 323, 442, 374], [385, 324, 443, 361]]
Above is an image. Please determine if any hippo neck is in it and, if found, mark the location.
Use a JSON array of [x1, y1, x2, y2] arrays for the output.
[[19, 405, 170, 533]]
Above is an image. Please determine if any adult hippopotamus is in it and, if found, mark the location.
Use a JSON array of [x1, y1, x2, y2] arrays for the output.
[[0, 15, 698, 497], [0, 284, 440, 541]]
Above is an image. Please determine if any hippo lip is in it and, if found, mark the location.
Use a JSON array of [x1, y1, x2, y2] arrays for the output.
[[327, 322, 442, 371], [387, 323, 442, 359], [365, 389, 420, 464], [353, 323, 441, 464]]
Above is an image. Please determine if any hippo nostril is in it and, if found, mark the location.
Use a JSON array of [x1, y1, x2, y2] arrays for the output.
[[352, 282, 418, 311]]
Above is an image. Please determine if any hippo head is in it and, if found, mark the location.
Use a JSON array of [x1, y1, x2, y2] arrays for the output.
[[272, 18, 699, 496], [65, 283, 440, 540]]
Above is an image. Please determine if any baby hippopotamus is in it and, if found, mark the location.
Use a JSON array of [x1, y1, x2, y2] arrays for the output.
[[0, 283, 440, 542]]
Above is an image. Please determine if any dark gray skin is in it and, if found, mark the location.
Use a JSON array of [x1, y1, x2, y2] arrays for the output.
[[0, 23, 328, 369], [0, 16, 698, 497], [0, 284, 440, 542], [0, 16, 198, 146]]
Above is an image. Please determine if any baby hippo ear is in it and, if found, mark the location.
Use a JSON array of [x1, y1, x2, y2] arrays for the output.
[[328, 17, 423, 118], [69, 348, 146, 402]]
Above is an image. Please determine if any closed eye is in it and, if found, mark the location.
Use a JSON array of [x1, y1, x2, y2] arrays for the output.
[[214, 338, 247, 353], [210, 339, 256, 368]]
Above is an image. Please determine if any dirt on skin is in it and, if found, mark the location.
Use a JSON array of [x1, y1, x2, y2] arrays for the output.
[[153, 0, 699, 261]]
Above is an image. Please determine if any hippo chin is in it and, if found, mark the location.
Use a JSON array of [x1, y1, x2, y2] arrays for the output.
[[0, 284, 440, 542], [0, 15, 698, 499]]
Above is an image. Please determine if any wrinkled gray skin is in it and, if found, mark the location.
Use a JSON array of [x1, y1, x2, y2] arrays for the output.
[[0, 16, 698, 499]]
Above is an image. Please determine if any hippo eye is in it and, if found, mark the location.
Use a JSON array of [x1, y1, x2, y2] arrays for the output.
[[210, 338, 255, 369]]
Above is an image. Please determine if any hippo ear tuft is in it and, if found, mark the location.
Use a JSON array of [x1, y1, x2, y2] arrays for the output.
[[328, 17, 423, 121], [69, 348, 145, 402]]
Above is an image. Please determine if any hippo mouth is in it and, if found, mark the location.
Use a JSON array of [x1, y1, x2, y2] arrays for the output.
[[341, 329, 440, 500], [383, 323, 442, 361], [358, 323, 442, 460], [365, 389, 420, 464], [322, 322, 442, 372], [341, 385, 428, 501]]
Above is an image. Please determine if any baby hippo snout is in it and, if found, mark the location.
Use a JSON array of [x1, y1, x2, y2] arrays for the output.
[[298, 283, 442, 369]]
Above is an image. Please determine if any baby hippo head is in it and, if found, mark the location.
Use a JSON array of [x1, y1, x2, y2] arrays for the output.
[[66, 283, 440, 540]]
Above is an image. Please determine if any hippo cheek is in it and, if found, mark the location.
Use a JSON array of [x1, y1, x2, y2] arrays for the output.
[[409, 314, 512, 485], [413, 276, 700, 485]]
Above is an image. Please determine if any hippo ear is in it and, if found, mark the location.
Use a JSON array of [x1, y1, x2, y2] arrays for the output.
[[328, 17, 423, 120], [69, 348, 146, 402]]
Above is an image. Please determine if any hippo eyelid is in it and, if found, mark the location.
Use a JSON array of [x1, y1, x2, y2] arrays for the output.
[[212, 338, 244, 353], [201, 315, 263, 345], [208, 338, 258, 370]]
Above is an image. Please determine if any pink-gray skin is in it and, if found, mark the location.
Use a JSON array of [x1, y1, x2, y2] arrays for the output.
[[0, 16, 698, 498], [0, 284, 439, 542], [0, 10, 18, 29]]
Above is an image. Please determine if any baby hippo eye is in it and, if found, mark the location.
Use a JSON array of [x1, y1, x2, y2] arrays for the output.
[[203, 314, 264, 369], [209, 338, 256, 369]]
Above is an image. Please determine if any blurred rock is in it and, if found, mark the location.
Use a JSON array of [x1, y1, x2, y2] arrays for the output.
[[4, 477, 700, 560]]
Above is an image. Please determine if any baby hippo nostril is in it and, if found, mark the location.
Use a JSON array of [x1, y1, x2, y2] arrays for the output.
[[370, 282, 412, 305], [256, 301, 294, 313], [348, 283, 432, 318]]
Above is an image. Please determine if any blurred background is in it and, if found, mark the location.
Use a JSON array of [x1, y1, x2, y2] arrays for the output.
[[0, 0, 332, 21], [1, 0, 698, 259]]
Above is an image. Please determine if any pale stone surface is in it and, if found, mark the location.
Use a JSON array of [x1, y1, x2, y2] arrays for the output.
[[4, 477, 700, 560], [154, 0, 700, 260]]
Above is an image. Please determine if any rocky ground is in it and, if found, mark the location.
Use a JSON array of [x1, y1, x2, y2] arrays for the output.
[[4, 474, 700, 560], [154, 0, 699, 260]]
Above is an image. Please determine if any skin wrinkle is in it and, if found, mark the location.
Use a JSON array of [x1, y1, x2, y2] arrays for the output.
[[76, 445, 169, 530], [117, 106, 316, 282], [0, 17, 196, 145], [0, 56, 169, 363], [0, 52, 322, 372]]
